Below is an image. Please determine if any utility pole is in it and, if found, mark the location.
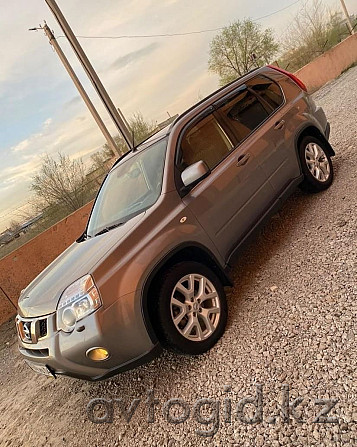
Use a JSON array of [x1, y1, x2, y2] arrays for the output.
[[44, 0, 133, 150], [30, 24, 120, 157], [339, 0, 355, 35]]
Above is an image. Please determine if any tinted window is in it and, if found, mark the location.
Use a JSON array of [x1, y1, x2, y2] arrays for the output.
[[218, 89, 269, 143], [249, 76, 284, 110], [180, 114, 232, 170], [217, 76, 283, 144]]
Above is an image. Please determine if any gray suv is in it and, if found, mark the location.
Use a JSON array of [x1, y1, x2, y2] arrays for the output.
[[16, 66, 334, 380]]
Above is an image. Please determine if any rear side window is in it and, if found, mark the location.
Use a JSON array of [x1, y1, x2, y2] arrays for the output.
[[217, 76, 284, 144], [218, 89, 269, 143], [249, 76, 284, 110], [180, 114, 233, 170]]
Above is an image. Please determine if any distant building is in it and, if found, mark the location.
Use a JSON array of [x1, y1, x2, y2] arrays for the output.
[[0, 213, 43, 246], [19, 214, 43, 234], [154, 114, 179, 132], [0, 230, 14, 246]]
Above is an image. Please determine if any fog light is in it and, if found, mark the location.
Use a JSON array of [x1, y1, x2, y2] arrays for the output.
[[86, 347, 110, 361], [62, 308, 76, 329]]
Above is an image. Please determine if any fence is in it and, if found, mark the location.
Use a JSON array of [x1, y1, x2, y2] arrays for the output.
[[0, 166, 109, 259], [296, 33, 357, 92], [0, 202, 93, 324]]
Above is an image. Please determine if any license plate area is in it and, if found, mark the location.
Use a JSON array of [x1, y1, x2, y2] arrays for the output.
[[25, 361, 53, 377]]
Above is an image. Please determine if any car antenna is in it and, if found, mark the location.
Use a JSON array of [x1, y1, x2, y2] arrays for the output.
[[132, 127, 136, 151]]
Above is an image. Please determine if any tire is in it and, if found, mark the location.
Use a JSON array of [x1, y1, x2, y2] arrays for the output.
[[299, 135, 334, 193], [154, 261, 227, 355]]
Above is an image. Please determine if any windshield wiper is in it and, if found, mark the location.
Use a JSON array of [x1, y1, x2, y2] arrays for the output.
[[94, 221, 125, 237]]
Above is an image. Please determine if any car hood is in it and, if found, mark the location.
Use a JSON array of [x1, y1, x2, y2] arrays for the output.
[[17, 213, 145, 318]]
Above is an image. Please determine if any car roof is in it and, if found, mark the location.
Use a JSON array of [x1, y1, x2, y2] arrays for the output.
[[171, 67, 260, 127]]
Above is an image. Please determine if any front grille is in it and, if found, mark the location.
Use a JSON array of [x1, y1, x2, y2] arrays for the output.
[[16, 315, 50, 344], [39, 319, 47, 338], [17, 320, 32, 343], [21, 347, 49, 358]]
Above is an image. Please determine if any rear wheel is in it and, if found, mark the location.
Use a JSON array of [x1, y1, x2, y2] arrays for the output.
[[154, 262, 227, 355], [299, 136, 333, 193]]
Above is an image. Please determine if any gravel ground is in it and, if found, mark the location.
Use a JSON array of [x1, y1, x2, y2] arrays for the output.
[[0, 67, 356, 447]]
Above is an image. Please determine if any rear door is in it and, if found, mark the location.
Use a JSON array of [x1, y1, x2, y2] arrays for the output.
[[244, 75, 301, 193], [177, 94, 274, 260]]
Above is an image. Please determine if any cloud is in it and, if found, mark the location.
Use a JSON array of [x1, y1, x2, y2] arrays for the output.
[[2, 110, 105, 214], [109, 42, 160, 71], [43, 118, 53, 129], [10, 112, 104, 163], [11, 139, 31, 153], [0, 109, 106, 231], [0, 161, 40, 186], [11, 117, 53, 153], [63, 95, 82, 108]]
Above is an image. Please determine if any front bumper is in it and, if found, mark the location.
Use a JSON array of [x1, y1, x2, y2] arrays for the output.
[[16, 290, 161, 381]]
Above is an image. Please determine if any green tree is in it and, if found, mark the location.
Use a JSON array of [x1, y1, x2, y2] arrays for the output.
[[208, 19, 279, 85]]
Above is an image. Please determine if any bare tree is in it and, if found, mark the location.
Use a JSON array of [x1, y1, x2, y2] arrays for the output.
[[30, 114, 157, 221], [280, 0, 348, 71], [101, 112, 157, 160], [30, 152, 87, 213], [9, 219, 22, 234], [208, 19, 279, 85], [89, 145, 115, 183], [88, 112, 157, 188], [129, 112, 156, 145]]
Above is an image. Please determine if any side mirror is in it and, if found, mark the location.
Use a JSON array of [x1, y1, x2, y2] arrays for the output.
[[181, 160, 210, 188]]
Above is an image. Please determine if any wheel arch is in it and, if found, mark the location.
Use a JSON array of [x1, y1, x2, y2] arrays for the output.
[[296, 125, 335, 160], [141, 243, 232, 343]]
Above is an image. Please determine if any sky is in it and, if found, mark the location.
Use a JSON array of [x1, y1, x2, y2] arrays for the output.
[[0, 0, 356, 231]]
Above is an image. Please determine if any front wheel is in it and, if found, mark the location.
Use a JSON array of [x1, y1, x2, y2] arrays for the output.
[[154, 262, 227, 355], [299, 136, 334, 193]]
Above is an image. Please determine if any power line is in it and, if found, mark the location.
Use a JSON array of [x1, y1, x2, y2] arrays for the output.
[[59, 27, 224, 40], [254, 0, 301, 20], [58, 0, 302, 40]]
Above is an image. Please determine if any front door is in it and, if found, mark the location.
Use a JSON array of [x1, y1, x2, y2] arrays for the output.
[[178, 106, 274, 261]]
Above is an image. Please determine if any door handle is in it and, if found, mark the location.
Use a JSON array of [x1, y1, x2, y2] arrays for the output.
[[237, 153, 250, 167], [274, 119, 285, 130]]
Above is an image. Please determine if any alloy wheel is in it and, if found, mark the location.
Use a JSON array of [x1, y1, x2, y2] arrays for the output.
[[304, 142, 331, 182], [170, 274, 221, 341]]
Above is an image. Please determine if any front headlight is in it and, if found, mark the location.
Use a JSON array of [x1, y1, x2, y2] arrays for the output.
[[57, 274, 102, 332]]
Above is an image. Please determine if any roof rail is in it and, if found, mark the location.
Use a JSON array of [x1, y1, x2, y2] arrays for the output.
[[172, 67, 261, 126]]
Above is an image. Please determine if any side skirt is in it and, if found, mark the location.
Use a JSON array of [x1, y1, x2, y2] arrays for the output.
[[226, 175, 304, 268]]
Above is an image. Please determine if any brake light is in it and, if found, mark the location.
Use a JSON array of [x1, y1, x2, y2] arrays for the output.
[[267, 65, 308, 92]]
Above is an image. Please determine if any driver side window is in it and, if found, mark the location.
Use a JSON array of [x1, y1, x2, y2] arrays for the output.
[[180, 114, 233, 170]]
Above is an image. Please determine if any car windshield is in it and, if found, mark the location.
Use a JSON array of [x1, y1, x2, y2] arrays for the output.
[[87, 138, 167, 237]]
